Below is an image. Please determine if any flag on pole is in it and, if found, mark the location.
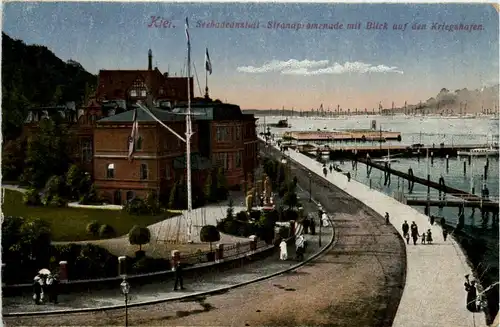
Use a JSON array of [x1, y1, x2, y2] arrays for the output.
[[128, 108, 139, 161], [185, 18, 190, 46], [205, 48, 212, 75]]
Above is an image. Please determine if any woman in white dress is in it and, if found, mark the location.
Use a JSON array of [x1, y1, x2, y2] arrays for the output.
[[279, 240, 288, 260]]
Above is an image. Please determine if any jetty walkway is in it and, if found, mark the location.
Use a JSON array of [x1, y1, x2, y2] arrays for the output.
[[275, 144, 484, 327]]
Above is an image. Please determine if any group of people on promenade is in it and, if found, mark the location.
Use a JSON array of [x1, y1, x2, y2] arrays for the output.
[[401, 220, 434, 245], [33, 273, 59, 305], [279, 233, 307, 261]]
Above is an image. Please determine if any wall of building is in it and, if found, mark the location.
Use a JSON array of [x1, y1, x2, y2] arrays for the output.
[[210, 121, 246, 187]]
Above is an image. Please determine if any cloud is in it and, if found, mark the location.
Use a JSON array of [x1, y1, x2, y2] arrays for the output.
[[237, 59, 403, 75], [237, 59, 329, 74]]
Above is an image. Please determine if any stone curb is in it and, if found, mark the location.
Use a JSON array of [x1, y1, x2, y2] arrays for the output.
[[4, 216, 335, 317]]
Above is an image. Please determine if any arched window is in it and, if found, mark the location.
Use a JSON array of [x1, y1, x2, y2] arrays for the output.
[[106, 163, 115, 178], [140, 163, 148, 180]]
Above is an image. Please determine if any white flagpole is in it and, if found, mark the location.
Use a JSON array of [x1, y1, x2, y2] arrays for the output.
[[186, 17, 193, 242]]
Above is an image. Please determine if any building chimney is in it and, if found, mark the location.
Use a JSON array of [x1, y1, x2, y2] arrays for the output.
[[148, 49, 152, 70]]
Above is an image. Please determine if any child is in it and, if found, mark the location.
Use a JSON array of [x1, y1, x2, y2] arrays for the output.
[[421, 233, 426, 244], [426, 229, 433, 244]]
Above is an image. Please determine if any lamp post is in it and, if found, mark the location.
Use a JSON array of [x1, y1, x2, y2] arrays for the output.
[[308, 172, 312, 202], [120, 278, 130, 327], [318, 205, 323, 247]]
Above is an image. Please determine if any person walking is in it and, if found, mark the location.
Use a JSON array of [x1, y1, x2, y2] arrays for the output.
[[385, 212, 390, 225], [46, 275, 54, 303], [402, 220, 409, 244], [279, 239, 288, 261], [172, 258, 185, 291], [33, 275, 42, 305], [346, 172, 351, 182], [310, 218, 316, 235], [410, 222, 419, 245], [430, 215, 435, 225], [442, 227, 448, 242], [329, 164, 333, 173], [303, 217, 310, 234], [464, 275, 479, 312], [295, 234, 305, 261], [323, 167, 328, 178], [426, 229, 433, 244]]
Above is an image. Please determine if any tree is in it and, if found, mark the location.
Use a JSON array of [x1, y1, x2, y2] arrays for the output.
[[2, 138, 26, 182], [22, 119, 71, 189], [128, 225, 151, 251], [200, 225, 220, 251], [66, 164, 87, 200], [216, 167, 228, 200], [226, 198, 234, 220]]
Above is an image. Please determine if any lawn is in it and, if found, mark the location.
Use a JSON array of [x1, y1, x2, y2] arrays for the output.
[[2, 189, 178, 242]]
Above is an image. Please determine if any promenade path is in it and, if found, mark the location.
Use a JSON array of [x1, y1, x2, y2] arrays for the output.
[[279, 145, 484, 327]]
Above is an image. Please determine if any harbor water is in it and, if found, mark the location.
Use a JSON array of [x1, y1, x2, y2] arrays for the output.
[[260, 114, 499, 318]]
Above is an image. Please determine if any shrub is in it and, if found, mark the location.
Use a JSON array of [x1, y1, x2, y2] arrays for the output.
[[226, 198, 234, 220], [49, 195, 68, 207], [128, 225, 151, 251], [249, 210, 261, 220], [23, 188, 41, 206], [79, 183, 99, 205], [223, 219, 239, 236], [86, 220, 100, 236], [200, 225, 221, 251], [124, 198, 151, 215], [236, 210, 248, 222], [99, 224, 115, 238]]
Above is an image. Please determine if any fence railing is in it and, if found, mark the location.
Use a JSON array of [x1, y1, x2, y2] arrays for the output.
[[182, 240, 270, 265]]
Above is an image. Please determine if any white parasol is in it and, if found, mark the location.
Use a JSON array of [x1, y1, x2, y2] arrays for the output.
[[38, 268, 51, 275]]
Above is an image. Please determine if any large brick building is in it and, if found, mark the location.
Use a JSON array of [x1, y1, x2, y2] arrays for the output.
[[23, 49, 259, 204], [93, 101, 258, 204]]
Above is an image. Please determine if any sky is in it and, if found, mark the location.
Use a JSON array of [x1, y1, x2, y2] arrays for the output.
[[2, 2, 499, 110]]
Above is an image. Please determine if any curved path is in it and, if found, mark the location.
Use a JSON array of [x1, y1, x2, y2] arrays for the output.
[[5, 154, 406, 326]]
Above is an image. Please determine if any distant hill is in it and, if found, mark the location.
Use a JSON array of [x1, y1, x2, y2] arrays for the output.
[[1, 32, 97, 140]]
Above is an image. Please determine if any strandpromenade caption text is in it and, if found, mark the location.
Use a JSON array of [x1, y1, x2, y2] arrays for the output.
[[148, 17, 484, 32]]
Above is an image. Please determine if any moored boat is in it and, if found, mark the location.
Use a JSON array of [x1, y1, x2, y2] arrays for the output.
[[457, 147, 499, 157]]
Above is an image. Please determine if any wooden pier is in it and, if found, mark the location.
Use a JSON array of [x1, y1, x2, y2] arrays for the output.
[[355, 157, 498, 209], [295, 143, 492, 159], [405, 198, 499, 210], [283, 130, 402, 142]]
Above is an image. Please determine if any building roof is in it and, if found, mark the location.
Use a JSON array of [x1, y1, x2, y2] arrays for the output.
[[97, 99, 255, 124], [97, 107, 187, 123], [96, 69, 193, 101]]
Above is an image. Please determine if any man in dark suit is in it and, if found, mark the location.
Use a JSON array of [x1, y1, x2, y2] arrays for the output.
[[173, 259, 185, 291]]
